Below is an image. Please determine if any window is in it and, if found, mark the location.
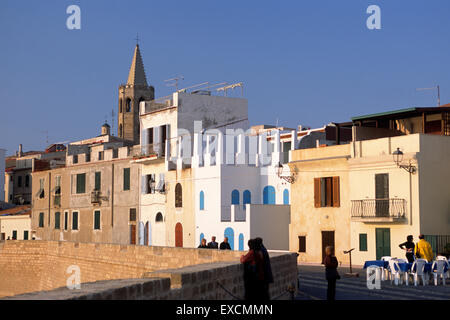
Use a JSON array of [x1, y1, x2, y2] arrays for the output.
[[119, 124, 123, 137], [263, 186, 276, 204], [72, 211, 79, 230], [17, 176, 22, 188], [12, 230, 17, 240], [175, 183, 182, 208], [123, 168, 130, 191], [55, 176, 61, 192], [314, 177, 340, 208], [95, 172, 101, 191], [94, 210, 101, 230], [73, 154, 78, 164], [85, 153, 91, 162], [25, 175, 30, 188], [39, 212, 44, 228], [129, 208, 136, 221], [283, 189, 290, 205], [243, 190, 251, 209], [298, 236, 306, 252], [155, 212, 163, 222], [98, 151, 104, 161], [113, 149, 118, 159], [126, 98, 132, 112], [231, 189, 240, 205], [38, 178, 45, 198], [199, 191, 205, 210], [119, 98, 123, 113], [24, 231, 29, 240], [76, 173, 86, 194], [55, 212, 61, 229], [359, 233, 368, 251], [64, 212, 68, 230], [146, 174, 156, 194]]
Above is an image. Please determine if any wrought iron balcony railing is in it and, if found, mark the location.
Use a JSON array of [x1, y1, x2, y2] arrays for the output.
[[351, 198, 406, 219]]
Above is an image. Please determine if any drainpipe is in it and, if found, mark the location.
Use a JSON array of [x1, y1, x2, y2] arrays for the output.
[[111, 163, 114, 228]]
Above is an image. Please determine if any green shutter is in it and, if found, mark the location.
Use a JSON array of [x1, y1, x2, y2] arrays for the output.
[[94, 211, 101, 230], [72, 212, 78, 230], [55, 212, 61, 229], [359, 233, 367, 251], [39, 212, 44, 228], [12, 230, 17, 239], [95, 172, 101, 191], [24, 231, 29, 240], [76, 173, 86, 194], [124, 168, 130, 191], [64, 212, 68, 230]]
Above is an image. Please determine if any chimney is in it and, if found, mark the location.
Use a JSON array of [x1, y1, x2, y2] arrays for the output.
[[18, 144, 23, 157]]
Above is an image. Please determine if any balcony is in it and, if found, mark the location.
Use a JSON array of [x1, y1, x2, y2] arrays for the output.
[[351, 198, 407, 222], [131, 143, 165, 163], [91, 190, 101, 204], [53, 194, 61, 207]]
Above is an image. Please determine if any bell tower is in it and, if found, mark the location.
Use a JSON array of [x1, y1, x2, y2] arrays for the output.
[[118, 44, 154, 144]]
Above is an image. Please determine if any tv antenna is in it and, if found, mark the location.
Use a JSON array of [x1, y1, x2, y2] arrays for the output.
[[416, 85, 440, 106], [42, 130, 49, 145], [164, 76, 184, 91]]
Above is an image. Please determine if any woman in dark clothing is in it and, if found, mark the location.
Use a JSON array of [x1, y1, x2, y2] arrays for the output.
[[399, 235, 415, 263], [323, 246, 339, 301], [240, 239, 265, 300]]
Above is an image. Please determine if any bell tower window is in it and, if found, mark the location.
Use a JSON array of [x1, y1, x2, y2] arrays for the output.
[[126, 98, 132, 112]]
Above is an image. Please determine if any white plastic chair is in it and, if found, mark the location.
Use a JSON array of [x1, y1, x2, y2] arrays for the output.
[[381, 256, 392, 281], [436, 256, 450, 279], [410, 259, 428, 286], [388, 260, 405, 286], [431, 260, 447, 285]]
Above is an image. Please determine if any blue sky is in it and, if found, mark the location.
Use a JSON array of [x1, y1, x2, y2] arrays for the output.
[[1, 0, 449, 155]]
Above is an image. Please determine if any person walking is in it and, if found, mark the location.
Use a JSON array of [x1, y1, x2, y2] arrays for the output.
[[240, 239, 265, 300], [399, 235, 415, 263], [198, 238, 208, 248], [219, 237, 231, 250], [255, 237, 273, 300], [414, 234, 434, 262], [323, 246, 340, 301], [207, 236, 218, 249]]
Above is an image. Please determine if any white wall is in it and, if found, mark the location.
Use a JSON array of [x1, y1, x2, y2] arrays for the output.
[[0, 215, 31, 240]]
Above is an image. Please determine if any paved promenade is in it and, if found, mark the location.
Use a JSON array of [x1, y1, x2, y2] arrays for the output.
[[296, 265, 450, 300]]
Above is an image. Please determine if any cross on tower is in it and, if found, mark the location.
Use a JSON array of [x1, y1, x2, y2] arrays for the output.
[[135, 33, 139, 45]]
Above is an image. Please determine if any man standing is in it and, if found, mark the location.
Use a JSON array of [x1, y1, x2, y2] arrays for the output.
[[208, 236, 219, 249], [219, 237, 231, 250], [415, 234, 434, 262], [198, 238, 208, 248], [255, 237, 273, 300]]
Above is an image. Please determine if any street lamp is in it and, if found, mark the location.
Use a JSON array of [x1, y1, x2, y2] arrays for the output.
[[393, 148, 416, 174], [275, 162, 295, 184]]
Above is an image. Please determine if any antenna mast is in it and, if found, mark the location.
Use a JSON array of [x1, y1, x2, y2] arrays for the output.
[[164, 76, 184, 91], [416, 85, 441, 106]]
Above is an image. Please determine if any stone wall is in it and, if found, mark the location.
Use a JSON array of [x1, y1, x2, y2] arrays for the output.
[[0, 240, 298, 299]]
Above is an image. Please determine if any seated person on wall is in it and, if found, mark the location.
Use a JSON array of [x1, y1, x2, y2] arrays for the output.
[[198, 238, 208, 249], [220, 237, 231, 250], [208, 236, 219, 249]]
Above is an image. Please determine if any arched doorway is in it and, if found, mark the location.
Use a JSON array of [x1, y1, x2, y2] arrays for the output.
[[175, 222, 183, 247], [263, 185, 276, 204], [224, 227, 234, 250]]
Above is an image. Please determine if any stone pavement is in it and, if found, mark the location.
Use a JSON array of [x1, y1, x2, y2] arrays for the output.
[[295, 265, 450, 300]]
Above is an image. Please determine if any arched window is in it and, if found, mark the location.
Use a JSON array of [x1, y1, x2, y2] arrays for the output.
[[175, 183, 182, 208], [231, 189, 240, 205], [119, 98, 123, 113], [155, 212, 163, 222], [263, 185, 276, 204], [199, 191, 205, 210], [243, 190, 251, 209], [119, 124, 123, 137], [283, 189, 290, 205], [126, 98, 132, 112], [224, 227, 235, 250], [238, 233, 244, 251]]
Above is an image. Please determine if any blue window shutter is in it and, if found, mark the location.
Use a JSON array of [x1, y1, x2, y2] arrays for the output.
[[243, 190, 251, 209], [231, 190, 240, 205], [239, 234, 244, 251], [200, 191, 205, 210], [283, 189, 289, 205]]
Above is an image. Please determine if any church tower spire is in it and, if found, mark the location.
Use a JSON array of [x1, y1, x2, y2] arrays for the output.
[[118, 43, 154, 145]]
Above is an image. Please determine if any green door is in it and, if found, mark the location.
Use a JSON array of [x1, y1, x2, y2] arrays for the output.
[[375, 228, 391, 260]]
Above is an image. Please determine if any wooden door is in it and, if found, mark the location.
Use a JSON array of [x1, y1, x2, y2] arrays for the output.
[[321, 231, 335, 263], [375, 228, 391, 260], [130, 225, 136, 245], [175, 223, 183, 247]]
